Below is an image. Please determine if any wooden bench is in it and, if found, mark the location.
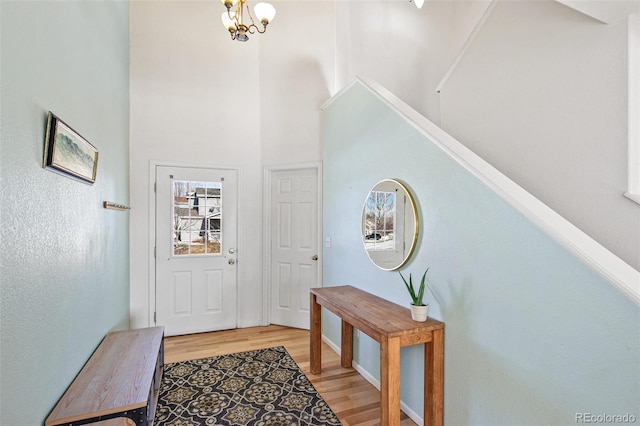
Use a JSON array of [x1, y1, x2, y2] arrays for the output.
[[46, 326, 165, 426]]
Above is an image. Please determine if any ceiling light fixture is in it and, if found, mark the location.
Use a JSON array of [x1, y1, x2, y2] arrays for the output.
[[220, 0, 276, 42]]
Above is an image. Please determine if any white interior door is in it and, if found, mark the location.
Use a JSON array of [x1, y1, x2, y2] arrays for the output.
[[155, 166, 238, 336], [269, 167, 320, 329]]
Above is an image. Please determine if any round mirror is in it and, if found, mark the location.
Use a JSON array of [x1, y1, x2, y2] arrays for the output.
[[362, 179, 418, 270]]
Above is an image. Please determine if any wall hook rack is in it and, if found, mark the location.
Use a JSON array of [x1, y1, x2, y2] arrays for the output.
[[103, 201, 130, 211]]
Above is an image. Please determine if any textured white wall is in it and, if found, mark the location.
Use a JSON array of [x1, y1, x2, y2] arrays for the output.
[[439, 0, 640, 270], [0, 2, 130, 424]]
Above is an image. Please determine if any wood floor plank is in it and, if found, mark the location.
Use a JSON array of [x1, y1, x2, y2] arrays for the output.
[[162, 325, 417, 426]]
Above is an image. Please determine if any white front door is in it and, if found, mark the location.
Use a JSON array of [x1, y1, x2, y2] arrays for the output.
[[155, 166, 238, 336], [268, 167, 320, 329]]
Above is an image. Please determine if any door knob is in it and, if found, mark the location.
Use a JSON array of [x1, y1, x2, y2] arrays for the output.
[[228, 259, 236, 265], [312, 255, 318, 261]]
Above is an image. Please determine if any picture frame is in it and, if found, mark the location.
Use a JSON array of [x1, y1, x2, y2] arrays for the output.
[[43, 112, 98, 184]]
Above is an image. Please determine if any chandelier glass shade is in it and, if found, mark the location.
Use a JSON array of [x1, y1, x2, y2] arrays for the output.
[[220, 0, 276, 42]]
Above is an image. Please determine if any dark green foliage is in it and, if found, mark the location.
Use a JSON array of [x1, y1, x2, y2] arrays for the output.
[[399, 268, 429, 306]]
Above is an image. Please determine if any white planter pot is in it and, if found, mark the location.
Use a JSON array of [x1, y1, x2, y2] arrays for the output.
[[410, 304, 429, 322]]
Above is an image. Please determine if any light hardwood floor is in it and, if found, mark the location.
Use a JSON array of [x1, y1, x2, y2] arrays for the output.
[[163, 324, 417, 426]]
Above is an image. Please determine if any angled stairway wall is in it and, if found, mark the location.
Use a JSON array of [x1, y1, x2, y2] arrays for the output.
[[321, 77, 639, 425], [437, 0, 640, 272]]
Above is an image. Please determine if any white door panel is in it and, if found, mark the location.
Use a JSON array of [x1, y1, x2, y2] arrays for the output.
[[155, 166, 237, 336], [270, 168, 319, 329]]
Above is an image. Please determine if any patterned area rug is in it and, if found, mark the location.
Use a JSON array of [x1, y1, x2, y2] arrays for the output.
[[155, 346, 342, 426]]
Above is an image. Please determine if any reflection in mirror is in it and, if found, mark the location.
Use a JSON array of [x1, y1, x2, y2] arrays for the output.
[[362, 179, 418, 270]]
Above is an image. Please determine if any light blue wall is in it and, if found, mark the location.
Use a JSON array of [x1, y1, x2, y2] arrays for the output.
[[322, 82, 640, 425], [0, 1, 130, 424]]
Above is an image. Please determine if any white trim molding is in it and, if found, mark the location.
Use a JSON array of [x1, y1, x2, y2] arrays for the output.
[[324, 77, 640, 306], [626, 14, 640, 205]]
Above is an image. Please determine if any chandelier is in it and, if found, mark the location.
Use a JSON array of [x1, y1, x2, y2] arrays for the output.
[[220, 0, 276, 42]]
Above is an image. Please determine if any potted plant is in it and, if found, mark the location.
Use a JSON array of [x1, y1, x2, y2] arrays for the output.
[[399, 268, 429, 322]]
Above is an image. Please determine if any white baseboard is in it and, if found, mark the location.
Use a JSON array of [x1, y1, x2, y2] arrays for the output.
[[321, 335, 424, 425]]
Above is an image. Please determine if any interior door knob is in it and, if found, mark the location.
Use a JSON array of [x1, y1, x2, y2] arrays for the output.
[[312, 255, 318, 261], [228, 259, 236, 265]]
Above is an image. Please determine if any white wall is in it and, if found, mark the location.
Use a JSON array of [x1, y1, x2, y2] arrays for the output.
[[439, 0, 640, 270], [335, 0, 492, 123], [129, 1, 335, 329], [260, 1, 335, 166]]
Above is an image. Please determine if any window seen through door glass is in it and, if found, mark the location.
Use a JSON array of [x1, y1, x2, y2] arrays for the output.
[[173, 180, 222, 256]]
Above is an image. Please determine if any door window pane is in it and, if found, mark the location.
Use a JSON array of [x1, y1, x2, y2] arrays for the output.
[[173, 180, 222, 256]]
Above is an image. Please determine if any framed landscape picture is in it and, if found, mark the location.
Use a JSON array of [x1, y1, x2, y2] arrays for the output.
[[43, 112, 98, 184]]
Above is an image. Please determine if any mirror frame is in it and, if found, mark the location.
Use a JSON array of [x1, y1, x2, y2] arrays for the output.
[[361, 178, 419, 271]]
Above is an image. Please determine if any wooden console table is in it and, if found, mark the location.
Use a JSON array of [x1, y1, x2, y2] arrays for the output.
[[46, 326, 165, 426], [310, 286, 444, 426]]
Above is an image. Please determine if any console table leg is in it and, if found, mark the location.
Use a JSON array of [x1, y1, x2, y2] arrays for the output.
[[310, 294, 322, 375], [341, 320, 353, 368], [424, 328, 444, 426], [380, 336, 401, 426]]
